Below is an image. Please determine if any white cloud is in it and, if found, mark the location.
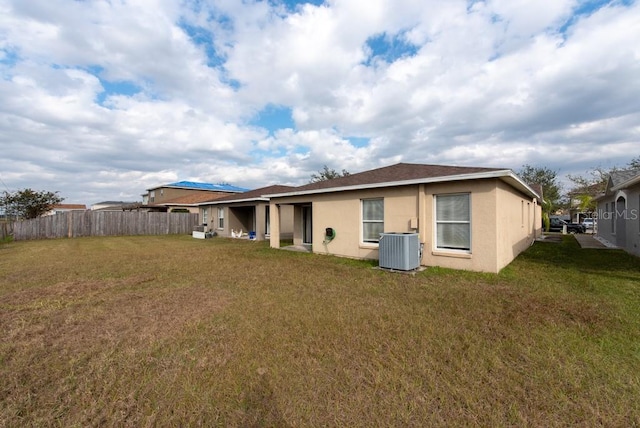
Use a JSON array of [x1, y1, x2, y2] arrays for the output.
[[0, 0, 638, 204]]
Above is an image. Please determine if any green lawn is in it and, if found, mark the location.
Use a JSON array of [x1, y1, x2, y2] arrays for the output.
[[1, 235, 639, 426]]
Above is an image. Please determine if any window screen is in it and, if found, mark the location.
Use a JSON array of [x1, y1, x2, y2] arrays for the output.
[[435, 194, 470, 251], [362, 199, 383, 243], [218, 207, 224, 229]]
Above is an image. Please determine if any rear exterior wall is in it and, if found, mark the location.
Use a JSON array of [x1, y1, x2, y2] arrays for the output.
[[270, 178, 539, 272]]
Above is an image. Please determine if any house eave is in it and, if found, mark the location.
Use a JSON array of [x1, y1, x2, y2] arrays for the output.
[[264, 170, 540, 200], [197, 197, 270, 206], [500, 172, 542, 201]]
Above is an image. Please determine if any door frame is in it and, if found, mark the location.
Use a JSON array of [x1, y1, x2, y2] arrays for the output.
[[302, 204, 312, 245]]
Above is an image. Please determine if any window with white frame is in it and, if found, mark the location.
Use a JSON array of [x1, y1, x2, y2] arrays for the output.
[[435, 193, 471, 251], [217, 207, 224, 229], [202, 208, 208, 225], [362, 199, 384, 243]]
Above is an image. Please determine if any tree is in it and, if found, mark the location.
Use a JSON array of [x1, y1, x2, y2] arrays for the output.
[[566, 167, 611, 214], [518, 165, 562, 209], [518, 165, 562, 232], [1, 188, 64, 219], [565, 156, 639, 215], [309, 165, 351, 183], [567, 156, 640, 212], [567, 166, 611, 195]]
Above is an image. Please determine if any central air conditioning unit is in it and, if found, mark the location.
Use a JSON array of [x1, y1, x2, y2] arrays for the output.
[[378, 233, 420, 271]]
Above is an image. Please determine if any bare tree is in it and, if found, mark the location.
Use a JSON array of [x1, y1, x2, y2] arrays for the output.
[[565, 156, 640, 214]]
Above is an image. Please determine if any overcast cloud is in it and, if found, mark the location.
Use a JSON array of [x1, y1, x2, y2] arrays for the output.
[[0, 0, 638, 204]]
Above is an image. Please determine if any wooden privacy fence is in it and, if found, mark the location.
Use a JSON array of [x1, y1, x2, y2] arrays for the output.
[[12, 211, 199, 241], [1, 222, 12, 241]]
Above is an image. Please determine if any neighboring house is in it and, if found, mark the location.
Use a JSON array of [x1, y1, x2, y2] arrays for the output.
[[264, 163, 542, 273], [161, 193, 230, 214], [91, 201, 140, 211], [142, 181, 249, 214], [44, 204, 87, 216], [198, 185, 295, 240], [566, 182, 604, 223], [594, 169, 640, 257]]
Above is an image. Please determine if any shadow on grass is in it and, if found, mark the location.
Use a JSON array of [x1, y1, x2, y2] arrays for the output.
[[241, 372, 291, 428]]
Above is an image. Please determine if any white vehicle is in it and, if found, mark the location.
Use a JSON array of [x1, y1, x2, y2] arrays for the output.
[[582, 218, 597, 231]]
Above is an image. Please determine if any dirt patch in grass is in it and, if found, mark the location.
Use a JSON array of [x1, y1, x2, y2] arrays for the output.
[[1, 276, 231, 352]]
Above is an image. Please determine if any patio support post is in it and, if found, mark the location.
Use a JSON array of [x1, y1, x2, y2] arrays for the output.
[[418, 184, 426, 264], [269, 203, 281, 248]]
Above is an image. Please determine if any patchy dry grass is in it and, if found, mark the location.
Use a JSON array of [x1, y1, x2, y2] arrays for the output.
[[1, 235, 639, 426]]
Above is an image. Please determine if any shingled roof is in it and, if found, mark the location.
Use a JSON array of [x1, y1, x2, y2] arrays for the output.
[[263, 163, 538, 199], [610, 169, 640, 190], [161, 193, 230, 206], [51, 204, 87, 210], [147, 181, 249, 193], [198, 185, 296, 205], [594, 168, 640, 201]]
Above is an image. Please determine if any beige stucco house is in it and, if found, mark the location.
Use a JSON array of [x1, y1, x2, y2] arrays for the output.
[[142, 181, 248, 213], [264, 163, 542, 273], [44, 204, 87, 216], [594, 169, 640, 257], [198, 185, 295, 240]]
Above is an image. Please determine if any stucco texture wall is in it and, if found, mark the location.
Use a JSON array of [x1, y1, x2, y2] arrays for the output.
[[495, 180, 539, 271], [312, 186, 419, 260], [270, 178, 539, 273], [420, 179, 499, 272], [597, 184, 640, 256]]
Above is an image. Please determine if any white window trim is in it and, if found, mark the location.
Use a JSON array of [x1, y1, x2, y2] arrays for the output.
[[361, 198, 384, 245], [433, 193, 472, 254], [217, 207, 224, 230]]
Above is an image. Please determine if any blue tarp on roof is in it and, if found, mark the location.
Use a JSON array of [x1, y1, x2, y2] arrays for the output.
[[167, 181, 249, 193]]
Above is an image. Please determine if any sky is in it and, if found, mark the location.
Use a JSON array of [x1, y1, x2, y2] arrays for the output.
[[0, 0, 639, 205]]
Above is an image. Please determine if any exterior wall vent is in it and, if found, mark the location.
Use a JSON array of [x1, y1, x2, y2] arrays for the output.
[[378, 233, 420, 271]]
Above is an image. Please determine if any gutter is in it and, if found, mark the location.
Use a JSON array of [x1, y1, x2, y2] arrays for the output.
[[263, 170, 540, 200], [196, 197, 270, 206]]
